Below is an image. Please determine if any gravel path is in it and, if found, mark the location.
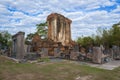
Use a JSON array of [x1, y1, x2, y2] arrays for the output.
[[75, 60, 120, 70]]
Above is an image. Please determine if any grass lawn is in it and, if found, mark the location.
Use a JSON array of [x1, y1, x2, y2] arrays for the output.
[[0, 55, 120, 80]]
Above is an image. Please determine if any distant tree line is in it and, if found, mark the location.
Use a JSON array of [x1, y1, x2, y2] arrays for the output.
[[77, 22, 120, 48]]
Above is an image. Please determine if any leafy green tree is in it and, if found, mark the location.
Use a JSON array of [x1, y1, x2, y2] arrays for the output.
[[25, 22, 48, 44], [36, 22, 48, 39], [94, 35, 102, 46], [111, 22, 120, 46], [100, 22, 120, 46], [0, 31, 12, 49], [77, 36, 94, 48], [25, 33, 35, 44]]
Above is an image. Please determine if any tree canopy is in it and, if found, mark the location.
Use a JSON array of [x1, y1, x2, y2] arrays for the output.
[[25, 33, 35, 44], [25, 22, 48, 44], [36, 22, 48, 39], [0, 31, 12, 49]]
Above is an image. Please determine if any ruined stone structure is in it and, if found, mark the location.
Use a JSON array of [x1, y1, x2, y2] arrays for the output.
[[27, 13, 80, 58], [47, 13, 72, 46], [10, 13, 119, 63], [30, 13, 80, 57], [31, 34, 62, 56], [12, 32, 25, 59], [92, 47, 109, 64]]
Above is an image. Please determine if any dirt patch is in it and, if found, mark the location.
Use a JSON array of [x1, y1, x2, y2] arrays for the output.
[[75, 75, 93, 80], [15, 73, 34, 80]]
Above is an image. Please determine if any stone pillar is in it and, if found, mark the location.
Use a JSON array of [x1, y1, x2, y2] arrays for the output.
[[92, 47, 102, 64], [65, 20, 71, 45], [112, 46, 120, 59], [12, 32, 25, 59], [109, 48, 114, 60], [47, 20, 51, 40]]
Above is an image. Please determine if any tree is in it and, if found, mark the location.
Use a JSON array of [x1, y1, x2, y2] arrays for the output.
[[36, 22, 48, 39], [25, 22, 48, 44], [111, 22, 120, 46], [25, 33, 35, 44], [0, 31, 12, 49], [94, 36, 101, 46], [77, 36, 94, 48]]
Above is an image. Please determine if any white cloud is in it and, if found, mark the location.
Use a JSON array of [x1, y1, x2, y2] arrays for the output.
[[0, 0, 120, 40], [112, 5, 120, 13]]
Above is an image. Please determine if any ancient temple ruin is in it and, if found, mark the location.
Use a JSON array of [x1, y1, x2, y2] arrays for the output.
[[11, 13, 76, 59], [9, 13, 120, 64], [12, 32, 25, 59], [30, 13, 78, 57], [47, 13, 72, 46]]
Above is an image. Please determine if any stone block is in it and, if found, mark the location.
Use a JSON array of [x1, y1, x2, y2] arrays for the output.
[[70, 51, 79, 60]]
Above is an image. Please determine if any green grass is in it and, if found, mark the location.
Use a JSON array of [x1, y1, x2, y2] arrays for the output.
[[0, 55, 120, 80], [37, 57, 50, 62]]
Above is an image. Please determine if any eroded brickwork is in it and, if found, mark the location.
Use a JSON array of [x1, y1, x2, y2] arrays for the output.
[[47, 13, 72, 46]]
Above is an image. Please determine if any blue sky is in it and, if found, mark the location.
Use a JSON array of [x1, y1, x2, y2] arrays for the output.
[[0, 0, 120, 40]]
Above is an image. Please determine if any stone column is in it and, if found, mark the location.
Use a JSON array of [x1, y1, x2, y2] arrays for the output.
[[65, 21, 70, 44], [92, 47, 102, 64], [12, 32, 25, 59], [47, 20, 51, 39], [54, 17, 57, 41]]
